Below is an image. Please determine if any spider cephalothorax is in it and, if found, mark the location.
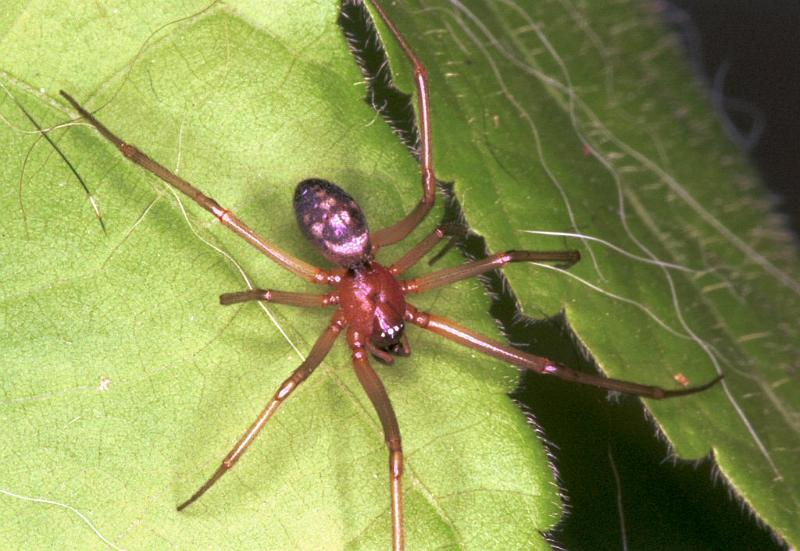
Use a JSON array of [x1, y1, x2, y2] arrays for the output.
[[339, 261, 408, 357], [59, 1, 721, 548]]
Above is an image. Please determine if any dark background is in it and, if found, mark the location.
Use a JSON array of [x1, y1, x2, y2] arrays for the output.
[[668, 0, 800, 236]]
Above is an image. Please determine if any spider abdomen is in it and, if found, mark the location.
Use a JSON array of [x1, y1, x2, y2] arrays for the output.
[[294, 178, 372, 267]]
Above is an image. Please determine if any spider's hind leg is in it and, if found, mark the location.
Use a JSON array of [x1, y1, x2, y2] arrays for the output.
[[367, 0, 437, 249]]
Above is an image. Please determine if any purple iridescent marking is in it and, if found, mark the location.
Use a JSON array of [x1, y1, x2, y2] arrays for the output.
[[293, 179, 372, 267]]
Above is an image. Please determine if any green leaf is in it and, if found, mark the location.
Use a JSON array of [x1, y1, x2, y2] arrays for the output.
[[1, 2, 556, 549], [1, 1, 798, 550]]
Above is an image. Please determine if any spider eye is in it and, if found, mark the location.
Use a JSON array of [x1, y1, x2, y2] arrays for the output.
[[374, 321, 404, 349], [294, 179, 372, 267]]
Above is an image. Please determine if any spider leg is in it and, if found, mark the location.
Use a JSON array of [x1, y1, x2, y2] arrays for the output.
[[389, 224, 466, 276], [402, 249, 581, 294], [177, 312, 346, 511], [219, 289, 339, 307], [367, 0, 436, 248], [404, 304, 722, 399], [348, 330, 404, 551], [60, 91, 335, 286]]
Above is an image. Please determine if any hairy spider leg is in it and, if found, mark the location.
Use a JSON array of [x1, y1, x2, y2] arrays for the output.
[[367, 1, 436, 248], [348, 329, 405, 551], [59, 91, 337, 286], [405, 305, 723, 399], [177, 312, 346, 511]]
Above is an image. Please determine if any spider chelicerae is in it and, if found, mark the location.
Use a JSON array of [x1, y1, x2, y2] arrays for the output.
[[59, 1, 721, 548]]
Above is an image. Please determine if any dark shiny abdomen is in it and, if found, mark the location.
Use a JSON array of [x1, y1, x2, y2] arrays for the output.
[[294, 179, 372, 267]]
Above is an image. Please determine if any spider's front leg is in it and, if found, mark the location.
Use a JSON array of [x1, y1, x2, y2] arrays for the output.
[[177, 312, 346, 511], [348, 329, 404, 551], [404, 304, 722, 399]]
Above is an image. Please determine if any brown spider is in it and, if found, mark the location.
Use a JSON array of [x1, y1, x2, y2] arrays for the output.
[[59, 1, 721, 548]]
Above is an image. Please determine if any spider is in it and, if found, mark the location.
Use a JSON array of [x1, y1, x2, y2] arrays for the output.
[[59, 1, 721, 548]]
